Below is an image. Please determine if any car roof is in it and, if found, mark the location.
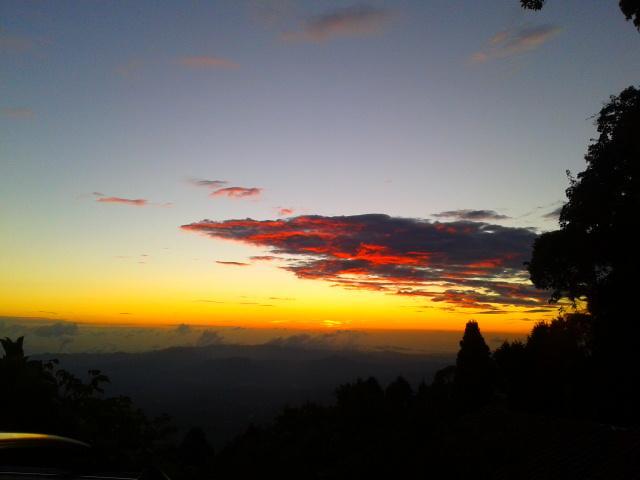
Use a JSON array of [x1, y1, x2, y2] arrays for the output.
[[0, 433, 90, 450]]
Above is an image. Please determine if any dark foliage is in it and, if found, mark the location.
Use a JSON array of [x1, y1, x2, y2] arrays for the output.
[[4, 310, 640, 479], [529, 87, 640, 312], [494, 314, 593, 417], [213, 375, 438, 479], [454, 321, 495, 411], [520, 0, 545, 9], [211, 317, 640, 479], [521, 0, 640, 31], [0, 336, 173, 471], [620, 0, 640, 29], [528, 86, 640, 424]]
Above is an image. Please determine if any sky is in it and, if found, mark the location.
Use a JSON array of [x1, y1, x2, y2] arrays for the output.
[[1, 0, 639, 352]]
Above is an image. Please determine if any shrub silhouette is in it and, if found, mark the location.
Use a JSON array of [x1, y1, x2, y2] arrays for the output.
[[0, 336, 173, 471]]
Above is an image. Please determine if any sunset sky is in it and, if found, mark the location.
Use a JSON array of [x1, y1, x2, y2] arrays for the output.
[[2, 1, 639, 350]]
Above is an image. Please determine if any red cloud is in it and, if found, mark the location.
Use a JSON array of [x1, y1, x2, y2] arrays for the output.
[[96, 196, 147, 206], [278, 207, 295, 216], [182, 214, 548, 311], [211, 187, 262, 199]]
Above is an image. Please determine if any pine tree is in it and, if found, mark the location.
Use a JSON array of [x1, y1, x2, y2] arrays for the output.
[[454, 321, 494, 411]]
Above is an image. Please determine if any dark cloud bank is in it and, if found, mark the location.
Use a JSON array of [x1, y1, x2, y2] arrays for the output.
[[182, 214, 551, 312]]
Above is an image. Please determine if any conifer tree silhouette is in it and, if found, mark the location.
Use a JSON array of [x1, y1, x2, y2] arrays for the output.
[[454, 321, 494, 411]]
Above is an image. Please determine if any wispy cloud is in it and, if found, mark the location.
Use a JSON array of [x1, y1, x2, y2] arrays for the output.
[[216, 261, 250, 267], [92, 192, 172, 207], [19, 321, 79, 351], [2, 107, 35, 119], [523, 307, 557, 314], [249, 255, 283, 262], [471, 24, 561, 63], [277, 207, 295, 216], [542, 206, 563, 219], [266, 330, 365, 350], [281, 5, 394, 43], [189, 178, 229, 189], [33, 322, 78, 338], [189, 179, 260, 200], [211, 187, 262, 199], [434, 209, 509, 221], [179, 56, 239, 69], [96, 196, 148, 207], [182, 214, 547, 312]]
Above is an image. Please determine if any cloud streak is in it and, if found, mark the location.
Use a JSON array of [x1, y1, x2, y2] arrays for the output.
[[282, 5, 394, 43], [434, 209, 509, 221], [96, 195, 148, 206], [266, 330, 366, 350], [182, 214, 547, 311], [33, 322, 78, 338], [92, 192, 173, 207], [249, 255, 283, 262], [189, 180, 261, 199], [472, 25, 561, 63], [211, 187, 262, 199], [189, 178, 229, 189], [543, 206, 563, 219], [216, 261, 250, 267]]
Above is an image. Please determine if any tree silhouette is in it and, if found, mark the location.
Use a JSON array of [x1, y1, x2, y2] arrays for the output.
[[493, 339, 527, 408], [527, 86, 640, 424], [0, 336, 59, 432], [385, 376, 413, 410], [493, 314, 593, 417], [179, 427, 213, 465], [453, 321, 494, 411], [0, 336, 174, 471], [527, 90, 639, 314], [0, 336, 26, 362], [520, 0, 640, 31], [208, 318, 640, 478], [528, 87, 640, 313], [335, 376, 384, 415], [172, 426, 214, 478]]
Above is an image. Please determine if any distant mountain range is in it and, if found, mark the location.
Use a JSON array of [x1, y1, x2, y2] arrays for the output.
[[38, 344, 453, 446]]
